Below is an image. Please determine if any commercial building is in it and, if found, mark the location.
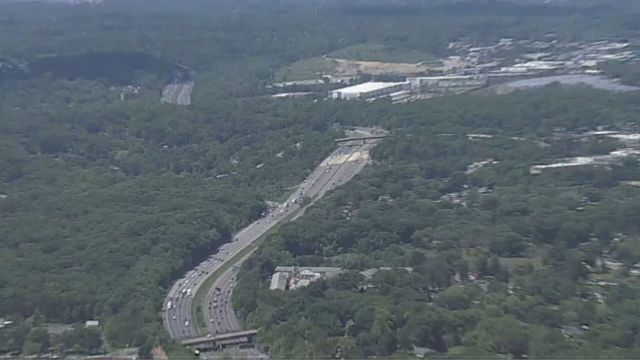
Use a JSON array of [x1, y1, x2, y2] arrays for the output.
[[269, 266, 343, 291], [85, 320, 99, 328], [269, 272, 289, 291], [407, 75, 487, 92], [329, 81, 410, 100], [269, 79, 325, 88]]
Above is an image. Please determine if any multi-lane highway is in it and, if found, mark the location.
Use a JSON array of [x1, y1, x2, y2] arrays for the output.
[[204, 266, 241, 336], [163, 128, 387, 346], [161, 82, 194, 105]]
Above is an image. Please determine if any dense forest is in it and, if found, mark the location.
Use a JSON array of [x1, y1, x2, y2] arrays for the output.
[[0, 75, 340, 355], [1, 0, 640, 357], [234, 88, 640, 358]]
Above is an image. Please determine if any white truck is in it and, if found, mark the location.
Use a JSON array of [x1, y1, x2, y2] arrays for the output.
[[186, 288, 192, 296], [166, 301, 172, 311]]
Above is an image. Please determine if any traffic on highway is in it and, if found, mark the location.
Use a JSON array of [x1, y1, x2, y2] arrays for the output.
[[163, 128, 387, 344]]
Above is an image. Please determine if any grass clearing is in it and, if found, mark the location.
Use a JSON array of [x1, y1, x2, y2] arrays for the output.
[[274, 44, 442, 82], [274, 57, 337, 82], [329, 43, 439, 64], [165, 342, 196, 358]]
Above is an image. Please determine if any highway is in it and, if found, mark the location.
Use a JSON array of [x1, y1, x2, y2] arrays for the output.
[[204, 265, 241, 336], [163, 128, 387, 346], [161, 82, 194, 105]]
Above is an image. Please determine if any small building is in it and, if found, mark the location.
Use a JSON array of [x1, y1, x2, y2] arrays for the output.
[[560, 325, 585, 338], [269, 272, 289, 291], [322, 74, 357, 84], [329, 82, 410, 100], [299, 269, 320, 280], [269, 79, 324, 88], [270, 266, 343, 290], [290, 279, 311, 290], [466, 133, 494, 140], [85, 320, 99, 328], [271, 92, 313, 99], [274, 266, 343, 277], [412, 345, 437, 358]]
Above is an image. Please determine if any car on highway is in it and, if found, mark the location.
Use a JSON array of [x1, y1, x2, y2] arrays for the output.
[[184, 320, 190, 327]]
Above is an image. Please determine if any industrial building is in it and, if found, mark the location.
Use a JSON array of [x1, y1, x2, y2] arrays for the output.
[[407, 75, 487, 93], [269, 266, 343, 290], [329, 81, 410, 100], [269, 272, 289, 291]]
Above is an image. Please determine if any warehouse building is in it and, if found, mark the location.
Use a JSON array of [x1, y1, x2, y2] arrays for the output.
[[269, 272, 289, 291], [269, 266, 343, 291], [407, 75, 487, 92], [330, 81, 410, 100]]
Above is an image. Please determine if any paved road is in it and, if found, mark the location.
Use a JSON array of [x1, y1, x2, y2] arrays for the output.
[[161, 82, 194, 105], [202, 143, 377, 338], [204, 266, 241, 336], [163, 129, 386, 342]]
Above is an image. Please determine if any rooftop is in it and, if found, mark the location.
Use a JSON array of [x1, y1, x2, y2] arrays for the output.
[[332, 82, 407, 95], [269, 272, 289, 291], [274, 266, 343, 274]]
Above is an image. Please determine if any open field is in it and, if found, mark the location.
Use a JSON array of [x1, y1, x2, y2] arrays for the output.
[[274, 43, 446, 82], [275, 57, 338, 82], [275, 56, 433, 82], [328, 43, 440, 64]]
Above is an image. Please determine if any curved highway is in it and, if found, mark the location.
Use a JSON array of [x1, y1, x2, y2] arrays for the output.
[[163, 128, 387, 345]]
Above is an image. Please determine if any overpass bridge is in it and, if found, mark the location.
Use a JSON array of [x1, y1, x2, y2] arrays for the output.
[[335, 135, 388, 145], [181, 329, 258, 350]]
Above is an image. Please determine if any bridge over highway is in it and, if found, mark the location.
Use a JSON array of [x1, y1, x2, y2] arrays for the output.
[[181, 330, 258, 350], [335, 134, 389, 145]]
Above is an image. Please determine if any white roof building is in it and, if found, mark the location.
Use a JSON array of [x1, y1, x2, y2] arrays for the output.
[[329, 82, 410, 100], [85, 320, 99, 328], [269, 272, 289, 291], [300, 269, 317, 277]]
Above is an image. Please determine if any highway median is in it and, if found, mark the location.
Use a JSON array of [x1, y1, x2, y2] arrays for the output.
[[190, 205, 304, 334]]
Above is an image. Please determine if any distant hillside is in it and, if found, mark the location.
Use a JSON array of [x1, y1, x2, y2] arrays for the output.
[[0, 51, 176, 85]]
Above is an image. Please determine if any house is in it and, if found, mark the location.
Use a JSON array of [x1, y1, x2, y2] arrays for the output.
[[412, 345, 438, 358], [85, 320, 100, 328], [0, 318, 14, 328]]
